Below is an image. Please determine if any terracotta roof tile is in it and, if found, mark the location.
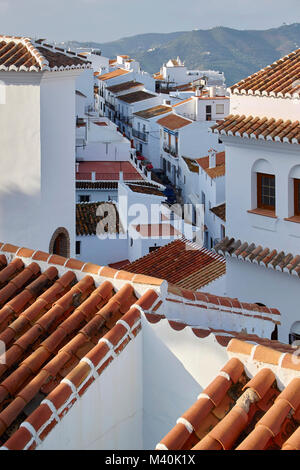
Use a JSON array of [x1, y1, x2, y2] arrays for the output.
[[0, 36, 90, 72], [106, 80, 143, 93], [96, 68, 129, 81], [196, 151, 225, 179], [123, 239, 226, 290], [215, 236, 300, 277], [76, 201, 124, 236], [0, 241, 163, 449], [211, 115, 300, 144], [210, 203, 226, 221], [157, 113, 192, 131], [133, 105, 172, 119], [157, 338, 300, 451], [231, 48, 300, 98], [117, 90, 156, 104]]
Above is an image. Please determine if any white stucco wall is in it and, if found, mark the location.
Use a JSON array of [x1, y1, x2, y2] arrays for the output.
[[230, 93, 300, 122], [225, 257, 299, 344], [39, 333, 143, 450], [142, 317, 228, 449], [224, 135, 300, 254], [77, 234, 128, 266], [0, 69, 78, 255]]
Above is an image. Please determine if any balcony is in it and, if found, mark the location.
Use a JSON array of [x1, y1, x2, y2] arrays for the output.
[[132, 128, 148, 142], [106, 101, 115, 112], [163, 143, 178, 158], [117, 114, 132, 126]]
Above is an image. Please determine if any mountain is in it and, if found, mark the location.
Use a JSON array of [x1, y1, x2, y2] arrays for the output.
[[61, 24, 300, 85]]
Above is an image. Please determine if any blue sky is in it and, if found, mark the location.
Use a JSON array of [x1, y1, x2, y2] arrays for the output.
[[0, 0, 300, 43]]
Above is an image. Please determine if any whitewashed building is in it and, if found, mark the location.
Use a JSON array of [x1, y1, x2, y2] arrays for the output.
[[153, 57, 225, 92], [132, 103, 172, 167], [0, 36, 90, 257], [212, 47, 300, 344]]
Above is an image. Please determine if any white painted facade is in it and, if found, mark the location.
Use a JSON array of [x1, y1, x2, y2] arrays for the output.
[[132, 107, 173, 168], [38, 333, 143, 450], [215, 78, 300, 344], [0, 69, 81, 256]]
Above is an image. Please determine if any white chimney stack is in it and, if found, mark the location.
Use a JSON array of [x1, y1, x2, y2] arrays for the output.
[[91, 171, 96, 181], [208, 148, 217, 168], [209, 86, 216, 97], [119, 171, 124, 182]]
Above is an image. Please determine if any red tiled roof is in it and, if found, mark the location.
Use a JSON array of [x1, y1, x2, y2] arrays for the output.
[[210, 203, 226, 222], [211, 115, 300, 145], [133, 105, 172, 119], [231, 48, 300, 98], [97, 68, 129, 81], [0, 36, 90, 72], [157, 114, 192, 131], [123, 239, 226, 290], [117, 90, 156, 104], [76, 161, 143, 181], [0, 243, 162, 450], [108, 260, 130, 270], [76, 202, 123, 236], [214, 236, 300, 278], [106, 81, 143, 93], [196, 151, 225, 179], [127, 184, 165, 196], [156, 338, 300, 450]]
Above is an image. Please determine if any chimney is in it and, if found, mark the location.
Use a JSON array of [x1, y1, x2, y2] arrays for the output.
[[208, 149, 217, 168], [195, 87, 201, 97], [119, 171, 124, 182], [91, 171, 96, 181], [209, 86, 216, 97], [76, 163, 79, 173]]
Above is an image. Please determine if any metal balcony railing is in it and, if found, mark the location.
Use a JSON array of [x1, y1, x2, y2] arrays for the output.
[[132, 128, 148, 142], [163, 143, 178, 158]]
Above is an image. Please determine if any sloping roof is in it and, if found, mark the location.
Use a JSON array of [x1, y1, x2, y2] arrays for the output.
[[182, 157, 199, 174], [127, 184, 165, 197], [133, 105, 172, 119], [122, 239, 226, 290], [0, 36, 89, 72], [0, 243, 162, 450], [157, 114, 192, 131], [156, 338, 300, 450], [106, 81, 143, 93], [196, 151, 225, 179], [210, 203, 226, 222], [76, 202, 123, 236], [96, 68, 129, 81], [231, 48, 300, 98], [211, 115, 300, 145], [117, 90, 156, 104], [214, 236, 300, 278]]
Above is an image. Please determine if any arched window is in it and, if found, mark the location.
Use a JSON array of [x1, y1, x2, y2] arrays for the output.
[[49, 227, 70, 258], [289, 321, 300, 345]]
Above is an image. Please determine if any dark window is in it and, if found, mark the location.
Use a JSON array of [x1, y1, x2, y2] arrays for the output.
[[80, 195, 90, 203], [206, 105, 212, 121], [149, 246, 159, 253], [257, 173, 275, 210], [294, 179, 300, 216], [167, 161, 171, 172], [76, 241, 81, 255]]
